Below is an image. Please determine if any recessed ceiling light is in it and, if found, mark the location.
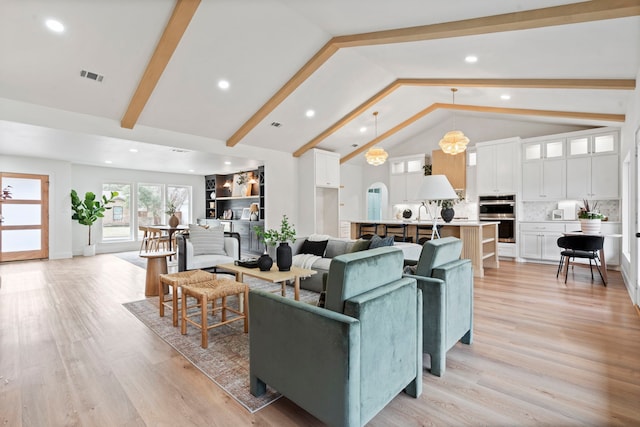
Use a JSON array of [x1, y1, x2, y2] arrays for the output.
[[188, 169, 195, 173], [45, 19, 64, 33], [129, 148, 138, 153], [218, 80, 230, 90], [465, 55, 478, 63], [500, 94, 511, 100], [224, 161, 231, 165], [360, 127, 367, 133], [104, 160, 113, 164], [305, 109, 315, 118]]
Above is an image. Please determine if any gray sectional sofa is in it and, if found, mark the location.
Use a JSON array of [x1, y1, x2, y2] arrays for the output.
[[269, 236, 423, 293]]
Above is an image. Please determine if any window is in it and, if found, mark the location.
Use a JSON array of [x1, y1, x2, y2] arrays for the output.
[[138, 183, 163, 232], [102, 183, 131, 241]]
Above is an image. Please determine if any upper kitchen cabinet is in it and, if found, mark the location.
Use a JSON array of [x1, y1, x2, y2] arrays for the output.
[[314, 149, 340, 188], [389, 155, 425, 205], [566, 131, 619, 200], [476, 137, 520, 196], [432, 149, 466, 190], [521, 138, 566, 201]]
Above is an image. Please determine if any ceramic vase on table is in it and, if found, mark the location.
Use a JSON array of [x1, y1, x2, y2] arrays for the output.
[[169, 214, 179, 227], [441, 208, 455, 223], [257, 253, 273, 271], [580, 218, 601, 234], [276, 242, 292, 271]]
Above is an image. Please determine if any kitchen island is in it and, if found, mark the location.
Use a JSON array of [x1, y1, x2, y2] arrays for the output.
[[349, 220, 499, 278]]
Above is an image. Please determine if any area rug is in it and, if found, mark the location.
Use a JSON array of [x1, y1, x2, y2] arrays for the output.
[[123, 279, 319, 413], [114, 250, 147, 269]]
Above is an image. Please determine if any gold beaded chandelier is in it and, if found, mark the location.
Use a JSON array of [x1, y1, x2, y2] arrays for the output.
[[365, 111, 388, 166], [439, 88, 470, 155]]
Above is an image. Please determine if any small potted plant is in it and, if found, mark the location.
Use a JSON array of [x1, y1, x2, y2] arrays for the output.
[[255, 215, 296, 271], [165, 202, 179, 227], [578, 200, 603, 234]]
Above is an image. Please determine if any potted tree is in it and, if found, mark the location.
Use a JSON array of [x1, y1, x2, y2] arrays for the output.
[[71, 189, 119, 256], [255, 215, 296, 271]]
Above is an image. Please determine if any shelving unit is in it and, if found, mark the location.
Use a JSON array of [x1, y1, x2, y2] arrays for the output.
[[203, 167, 265, 255]]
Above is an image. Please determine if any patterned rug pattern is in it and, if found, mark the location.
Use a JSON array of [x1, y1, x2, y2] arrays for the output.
[[123, 277, 320, 413]]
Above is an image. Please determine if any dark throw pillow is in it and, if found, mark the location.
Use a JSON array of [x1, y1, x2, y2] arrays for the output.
[[299, 239, 328, 257], [349, 238, 371, 253], [369, 234, 394, 249]]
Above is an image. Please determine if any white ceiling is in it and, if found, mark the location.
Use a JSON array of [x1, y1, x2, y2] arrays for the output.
[[0, 0, 638, 173]]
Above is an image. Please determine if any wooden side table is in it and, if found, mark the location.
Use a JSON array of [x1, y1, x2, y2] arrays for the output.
[[139, 251, 175, 296]]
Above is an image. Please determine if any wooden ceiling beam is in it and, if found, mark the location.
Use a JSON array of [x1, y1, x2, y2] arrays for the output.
[[334, 0, 640, 47], [121, 0, 201, 129], [296, 78, 634, 158], [226, 41, 339, 146], [227, 0, 640, 148], [340, 103, 625, 164]]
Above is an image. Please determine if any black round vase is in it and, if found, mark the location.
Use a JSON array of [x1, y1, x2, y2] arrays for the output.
[[276, 242, 292, 271], [441, 207, 455, 223], [257, 253, 273, 271]]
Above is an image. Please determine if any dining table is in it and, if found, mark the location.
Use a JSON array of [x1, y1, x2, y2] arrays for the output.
[[147, 224, 188, 252]]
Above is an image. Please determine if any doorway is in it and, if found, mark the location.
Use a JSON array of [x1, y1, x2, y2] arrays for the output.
[[367, 182, 388, 221], [0, 173, 49, 261]]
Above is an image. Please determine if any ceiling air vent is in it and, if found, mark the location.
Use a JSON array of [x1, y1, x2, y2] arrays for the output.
[[80, 70, 104, 82], [270, 121, 282, 128], [170, 148, 190, 153]]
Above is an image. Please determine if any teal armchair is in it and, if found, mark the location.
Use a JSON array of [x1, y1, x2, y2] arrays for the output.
[[249, 247, 422, 427], [404, 236, 473, 376]]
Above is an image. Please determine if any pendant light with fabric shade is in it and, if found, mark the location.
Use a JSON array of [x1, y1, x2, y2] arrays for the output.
[[439, 88, 470, 155], [365, 111, 388, 166]]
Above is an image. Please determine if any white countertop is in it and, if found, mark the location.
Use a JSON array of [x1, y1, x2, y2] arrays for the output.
[[349, 220, 500, 226]]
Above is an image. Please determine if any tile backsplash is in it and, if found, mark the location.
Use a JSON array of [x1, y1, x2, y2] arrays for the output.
[[521, 200, 619, 222]]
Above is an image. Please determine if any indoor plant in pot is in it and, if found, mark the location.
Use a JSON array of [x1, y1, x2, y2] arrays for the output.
[[165, 202, 179, 227], [255, 215, 296, 271], [71, 189, 118, 256], [578, 200, 603, 234]]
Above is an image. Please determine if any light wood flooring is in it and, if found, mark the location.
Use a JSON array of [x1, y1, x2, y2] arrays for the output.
[[1, 255, 639, 426]]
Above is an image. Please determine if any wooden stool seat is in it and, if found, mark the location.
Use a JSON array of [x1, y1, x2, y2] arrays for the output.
[[181, 278, 249, 348], [159, 269, 216, 326]]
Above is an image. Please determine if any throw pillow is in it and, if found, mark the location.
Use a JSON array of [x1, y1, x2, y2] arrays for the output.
[[369, 234, 394, 249], [189, 224, 226, 256], [349, 238, 371, 253], [299, 239, 328, 257]]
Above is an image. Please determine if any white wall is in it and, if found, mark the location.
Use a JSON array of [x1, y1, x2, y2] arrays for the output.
[[619, 68, 640, 306], [339, 163, 364, 221], [0, 155, 72, 259]]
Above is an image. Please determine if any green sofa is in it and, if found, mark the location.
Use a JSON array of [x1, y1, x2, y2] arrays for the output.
[[404, 236, 474, 376], [249, 246, 422, 427]]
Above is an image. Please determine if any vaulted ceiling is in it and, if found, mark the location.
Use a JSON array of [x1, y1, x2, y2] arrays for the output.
[[1, 0, 639, 173]]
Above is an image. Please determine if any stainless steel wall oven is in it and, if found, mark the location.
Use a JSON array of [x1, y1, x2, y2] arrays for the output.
[[479, 195, 516, 243]]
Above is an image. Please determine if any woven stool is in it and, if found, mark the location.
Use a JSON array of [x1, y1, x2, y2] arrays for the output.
[[159, 270, 216, 326], [181, 278, 249, 348]]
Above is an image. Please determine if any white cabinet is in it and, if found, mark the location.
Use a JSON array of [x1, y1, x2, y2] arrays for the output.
[[566, 154, 619, 199], [521, 139, 566, 201], [519, 222, 565, 261], [476, 138, 520, 195], [298, 149, 340, 236], [566, 131, 619, 200], [389, 155, 424, 205], [314, 149, 340, 188]]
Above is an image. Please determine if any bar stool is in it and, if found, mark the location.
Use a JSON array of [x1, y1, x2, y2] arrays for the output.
[[358, 223, 378, 239], [415, 224, 443, 245], [181, 278, 249, 348], [384, 224, 412, 242]]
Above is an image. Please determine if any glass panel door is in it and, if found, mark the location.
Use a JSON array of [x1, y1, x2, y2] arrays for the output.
[[0, 173, 49, 262]]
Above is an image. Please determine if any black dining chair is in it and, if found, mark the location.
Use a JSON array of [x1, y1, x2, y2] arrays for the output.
[[556, 235, 606, 285]]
